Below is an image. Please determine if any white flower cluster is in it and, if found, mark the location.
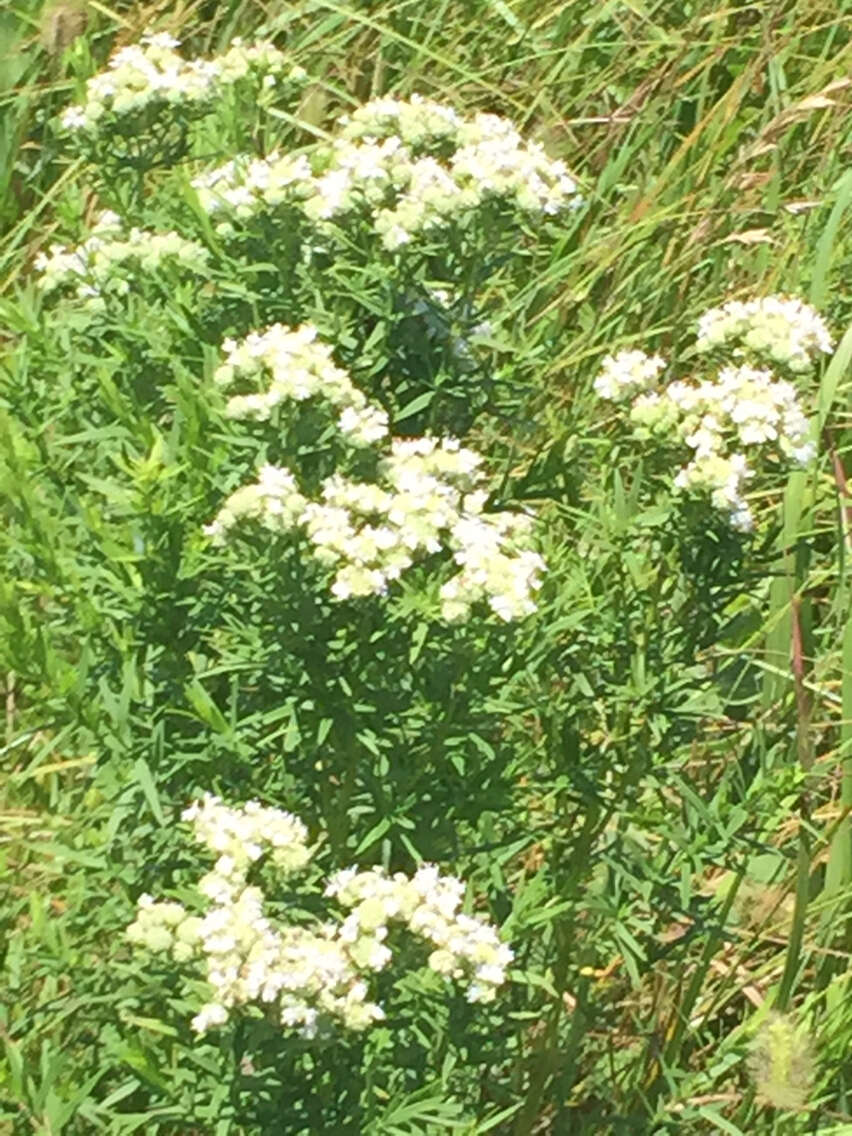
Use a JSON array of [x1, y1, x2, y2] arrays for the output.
[[630, 365, 815, 531], [60, 32, 306, 133], [127, 794, 512, 1037], [594, 298, 828, 530], [193, 95, 582, 249], [304, 437, 544, 619], [182, 793, 313, 878], [126, 895, 203, 963], [206, 436, 545, 621], [326, 864, 514, 1004], [696, 295, 834, 373], [213, 323, 388, 445], [592, 349, 666, 401], [192, 151, 315, 218], [203, 321, 543, 619], [203, 464, 307, 546], [339, 94, 463, 148], [34, 210, 209, 305]]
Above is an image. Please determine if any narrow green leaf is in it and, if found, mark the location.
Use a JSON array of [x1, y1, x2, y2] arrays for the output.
[[132, 758, 165, 826]]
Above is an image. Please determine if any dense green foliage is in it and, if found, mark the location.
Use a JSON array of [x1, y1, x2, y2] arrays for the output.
[[1, 1, 851, 1133]]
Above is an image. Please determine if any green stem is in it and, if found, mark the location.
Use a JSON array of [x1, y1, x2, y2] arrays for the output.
[[775, 825, 812, 1012], [512, 799, 603, 1134]]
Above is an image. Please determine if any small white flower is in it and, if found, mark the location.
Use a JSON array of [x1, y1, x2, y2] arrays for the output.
[[131, 795, 513, 1038], [191, 1002, 229, 1033]]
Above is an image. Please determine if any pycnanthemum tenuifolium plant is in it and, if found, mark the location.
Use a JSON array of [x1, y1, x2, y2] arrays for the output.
[[59, 32, 306, 138], [594, 295, 833, 530], [46, 42, 586, 439], [6, 6, 852, 1132], [127, 794, 513, 1038], [54, 34, 308, 205]]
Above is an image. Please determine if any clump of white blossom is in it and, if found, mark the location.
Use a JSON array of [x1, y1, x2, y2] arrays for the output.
[[326, 864, 514, 1006], [696, 295, 834, 373], [203, 321, 545, 620], [60, 32, 306, 133], [305, 437, 544, 619], [192, 94, 582, 250], [126, 794, 513, 1037], [338, 94, 463, 148], [213, 323, 389, 446], [203, 464, 307, 546], [34, 210, 209, 306], [206, 435, 545, 621], [592, 350, 666, 401], [594, 296, 831, 531], [182, 792, 313, 878]]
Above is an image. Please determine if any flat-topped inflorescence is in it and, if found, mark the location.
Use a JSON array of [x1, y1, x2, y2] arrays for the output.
[[34, 210, 210, 306], [206, 435, 545, 621], [192, 95, 582, 249], [627, 364, 814, 531], [202, 465, 308, 546], [60, 32, 306, 134], [213, 323, 389, 446], [182, 793, 313, 878], [338, 94, 463, 148], [696, 295, 834, 373], [326, 863, 514, 1005], [593, 295, 830, 531], [127, 794, 513, 1037]]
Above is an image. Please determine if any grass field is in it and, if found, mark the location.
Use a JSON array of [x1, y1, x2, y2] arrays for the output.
[[1, 0, 851, 1132]]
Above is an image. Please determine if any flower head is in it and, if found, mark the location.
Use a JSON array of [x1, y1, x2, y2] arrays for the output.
[[128, 796, 512, 1038]]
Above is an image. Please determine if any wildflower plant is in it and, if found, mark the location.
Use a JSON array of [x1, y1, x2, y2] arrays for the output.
[[45, 47, 584, 435], [35, 31, 559, 627], [184, 93, 583, 432], [60, 32, 307, 181], [210, 323, 390, 446], [9, 39, 558, 1057], [593, 296, 833, 531]]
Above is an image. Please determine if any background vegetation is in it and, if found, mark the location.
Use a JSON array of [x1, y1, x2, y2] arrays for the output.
[[1, 0, 851, 1132]]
